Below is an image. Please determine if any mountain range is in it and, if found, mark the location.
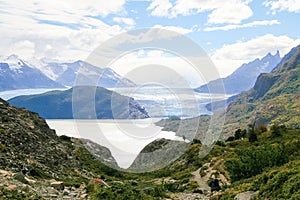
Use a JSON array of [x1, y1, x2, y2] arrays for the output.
[[0, 55, 135, 92], [159, 45, 300, 142], [195, 51, 281, 94], [38, 60, 136, 88], [0, 55, 64, 91], [8, 86, 149, 119], [224, 44, 300, 131]]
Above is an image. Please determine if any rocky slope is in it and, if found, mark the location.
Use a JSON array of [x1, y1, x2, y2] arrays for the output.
[[195, 51, 281, 94], [0, 97, 117, 176], [0, 55, 64, 91], [129, 139, 189, 172], [0, 97, 120, 199], [224, 45, 300, 132], [8, 86, 149, 119]]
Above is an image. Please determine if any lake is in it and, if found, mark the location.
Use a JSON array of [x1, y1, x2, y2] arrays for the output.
[[0, 87, 229, 118], [46, 119, 185, 169]]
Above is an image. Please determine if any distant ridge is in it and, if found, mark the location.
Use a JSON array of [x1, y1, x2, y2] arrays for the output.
[[39, 60, 136, 88], [8, 86, 149, 119], [0, 55, 64, 91], [195, 51, 281, 94], [224, 45, 300, 130]]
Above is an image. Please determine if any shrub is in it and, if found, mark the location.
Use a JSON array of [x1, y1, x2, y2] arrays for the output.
[[59, 135, 71, 142], [225, 142, 299, 182], [0, 143, 7, 152], [0, 127, 8, 135], [234, 129, 246, 140], [270, 124, 286, 138], [226, 136, 235, 142], [216, 141, 226, 147], [257, 124, 267, 133]]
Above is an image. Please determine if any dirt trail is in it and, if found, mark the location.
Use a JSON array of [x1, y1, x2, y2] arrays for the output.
[[190, 168, 211, 192], [190, 158, 229, 192]]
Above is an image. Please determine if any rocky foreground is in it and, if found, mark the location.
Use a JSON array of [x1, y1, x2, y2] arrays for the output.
[[0, 169, 88, 199]]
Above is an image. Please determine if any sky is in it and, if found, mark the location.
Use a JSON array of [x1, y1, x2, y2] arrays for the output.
[[0, 0, 300, 85]]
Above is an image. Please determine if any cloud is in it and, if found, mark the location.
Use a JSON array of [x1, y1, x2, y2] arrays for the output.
[[206, 1, 253, 24], [204, 20, 280, 31], [147, 0, 253, 24], [0, 0, 127, 61], [110, 50, 207, 87], [264, 0, 300, 14], [211, 34, 300, 77], [152, 25, 193, 34], [147, 0, 173, 17], [113, 17, 136, 27]]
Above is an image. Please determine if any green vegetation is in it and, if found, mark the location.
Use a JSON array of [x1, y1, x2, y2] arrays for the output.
[[0, 187, 42, 200], [224, 47, 300, 133], [219, 127, 300, 199], [0, 143, 7, 152], [0, 127, 8, 135]]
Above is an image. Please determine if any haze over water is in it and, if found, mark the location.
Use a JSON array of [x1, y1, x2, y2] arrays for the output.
[[46, 119, 185, 168]]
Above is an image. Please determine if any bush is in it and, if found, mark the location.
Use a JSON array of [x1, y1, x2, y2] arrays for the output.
[[0, 143, 7, 152], [248, 131, 258, 142], [216, 141, 226, 147], [226, 136, 235, 142], [59, 135, 71, 142], [257, 124, 267, 133], [192, 139, 201, 144], [0, 127, 8, 135], [270, 124, 286, 138], [13, 172, 28, 184], [234, 129, 246, 140], [225, 141, 300, 182]]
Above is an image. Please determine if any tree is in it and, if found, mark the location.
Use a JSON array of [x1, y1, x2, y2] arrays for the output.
[[270, 124, 285, 138], [234, 129, 246, 140], [248, 131, 258, 142], [257, 124, 267, 133], [248, 124, 258, 142]]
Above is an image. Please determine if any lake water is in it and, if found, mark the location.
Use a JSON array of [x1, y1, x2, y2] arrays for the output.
[[2, 88, 227, 168], [46, 119, 185, 169], [0, 87, 229, 118], [112, 87, 218, 117]]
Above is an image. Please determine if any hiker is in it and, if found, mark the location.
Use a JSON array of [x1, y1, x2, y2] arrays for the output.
[[208, 175, 221, 192]]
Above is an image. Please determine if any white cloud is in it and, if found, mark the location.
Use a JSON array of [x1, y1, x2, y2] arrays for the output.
[[0, 0, 127, 61], [7, 41, 36, 60], [147, 0, 173, 17], [152, 25, 193, 34], [264, 0, 300, 14], [211, 34, 300, 77], [113, 17, 136, 27], [204, 20, 280, 31], [207, 1, 253, 24], [147, 0, 253, 24], [110, 50, 208, 87]]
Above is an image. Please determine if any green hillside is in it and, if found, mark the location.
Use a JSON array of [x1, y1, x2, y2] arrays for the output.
[[223, 45, 300, 134]]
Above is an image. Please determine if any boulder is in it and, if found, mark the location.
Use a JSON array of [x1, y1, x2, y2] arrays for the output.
[[51, 181, 65, 190], [7, 184, 17, 190], [235, 191, 259, 200]]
